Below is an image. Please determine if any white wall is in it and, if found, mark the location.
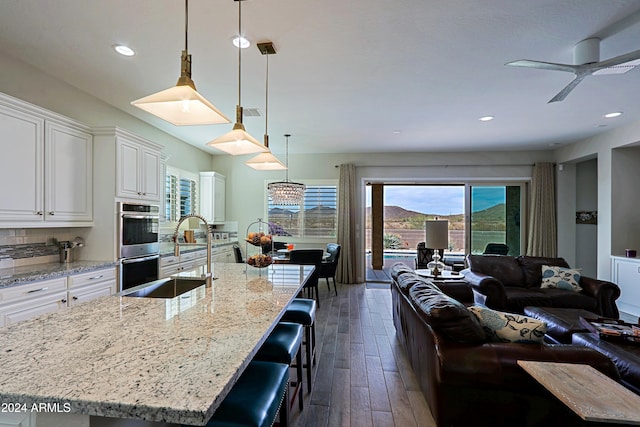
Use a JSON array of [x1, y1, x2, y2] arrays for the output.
[[556, 120, 640, 279], [214, 151, 555, 283], [575, 158, 597, 277]]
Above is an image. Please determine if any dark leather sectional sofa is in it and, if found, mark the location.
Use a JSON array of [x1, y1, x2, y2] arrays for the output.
[[464, 255, 620, 318], [390, 263, 620, 427]]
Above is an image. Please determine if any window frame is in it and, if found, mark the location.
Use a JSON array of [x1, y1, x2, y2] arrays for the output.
[[165, 166, 199, 224], [265, 179, 338, 243]]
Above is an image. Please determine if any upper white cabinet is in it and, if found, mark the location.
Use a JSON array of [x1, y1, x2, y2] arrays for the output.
[[117, 134, 161, 201], [200, 171, 225, 223], [0, 93, 93, 227]]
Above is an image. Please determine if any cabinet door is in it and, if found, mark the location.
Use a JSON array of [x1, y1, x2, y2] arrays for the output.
[[613, 258, 640, 317], [0, 105, 44, 222], [140, 148, 161, 201], [116, 137, 142, 199], [68, 282, 115, 307], [0, 290, 67, 327], [44, 122, 93, 222], [213, 174, 226, 222]]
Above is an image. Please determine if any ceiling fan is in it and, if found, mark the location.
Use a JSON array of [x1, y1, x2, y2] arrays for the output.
[[506, 38, 640, 103]]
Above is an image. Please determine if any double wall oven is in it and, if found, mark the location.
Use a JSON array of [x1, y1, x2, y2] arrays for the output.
[[118, 202, 160, 291]]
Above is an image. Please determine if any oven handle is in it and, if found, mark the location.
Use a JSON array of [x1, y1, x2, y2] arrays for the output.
[[121, 255, 160, 264], [121, 214, 159, 219]]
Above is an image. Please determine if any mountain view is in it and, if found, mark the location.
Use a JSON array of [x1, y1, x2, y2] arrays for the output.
[[365, 204, 505, 230]]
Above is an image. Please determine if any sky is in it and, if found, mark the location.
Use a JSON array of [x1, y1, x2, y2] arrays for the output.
[[365, 185, 505, 215]]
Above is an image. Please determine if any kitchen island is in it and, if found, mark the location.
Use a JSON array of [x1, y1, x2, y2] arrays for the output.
[[0, 263, 313, 427]]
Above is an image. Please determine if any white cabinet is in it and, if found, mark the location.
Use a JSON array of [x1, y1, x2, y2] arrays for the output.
[[213, 245, 234, 263], [0, 277, 68, 327], [117, 135, 161, 202], [67, 267, 117, 307], [0, 93, 93, 227], [0, 267, 117, 327], [159, 249, 209, 278], [611, 256, 640, 317], [200, 172, 226, 223]]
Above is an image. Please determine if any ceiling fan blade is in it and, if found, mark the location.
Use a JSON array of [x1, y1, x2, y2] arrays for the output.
[[505, 59, 578, 73], [548, 74, 587, 103], [593, 48, 640, 70]]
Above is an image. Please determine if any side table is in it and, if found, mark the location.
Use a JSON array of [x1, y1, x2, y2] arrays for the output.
[[415, 269, 472, 304]]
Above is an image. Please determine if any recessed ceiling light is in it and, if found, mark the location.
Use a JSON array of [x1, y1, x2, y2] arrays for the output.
[[479, 115, 494, 122], [113, 44, 135, 56], [392, 130, 401, 134], [232, 36, 250, 49], [604, 111, 623, 118]]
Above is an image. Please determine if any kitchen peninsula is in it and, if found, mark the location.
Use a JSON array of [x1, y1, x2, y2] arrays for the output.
[[0, 263, 313, 427]]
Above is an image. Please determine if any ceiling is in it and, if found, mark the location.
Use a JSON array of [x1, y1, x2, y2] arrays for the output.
[[2, 0, 640, 155]]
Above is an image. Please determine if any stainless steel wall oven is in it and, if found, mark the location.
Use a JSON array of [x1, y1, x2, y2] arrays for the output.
[[118, 202, 160, 291]]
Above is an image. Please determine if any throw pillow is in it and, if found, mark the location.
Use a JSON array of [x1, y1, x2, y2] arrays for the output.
[[467, 305, 547, 343], [540, 265, 582, 291]]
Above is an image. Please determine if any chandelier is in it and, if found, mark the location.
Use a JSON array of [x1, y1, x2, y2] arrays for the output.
[[267, 134, 306, 205]]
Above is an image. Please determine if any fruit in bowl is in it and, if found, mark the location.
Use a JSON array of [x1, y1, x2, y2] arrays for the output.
[[246, 232, 271, 247], [247, 254, 272, 268]]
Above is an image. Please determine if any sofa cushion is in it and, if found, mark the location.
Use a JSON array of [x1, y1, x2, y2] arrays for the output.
[[409, 282, 485, 344], [541, 288, 598, 312], [468, 305, 547, 343], [541, 265, 582, 291], [516, 256, 570, 288], [467, 255, 525, 288], [396, 273, 434, 295], [390, 262, 414, 282], [503, 287, 552, 313]]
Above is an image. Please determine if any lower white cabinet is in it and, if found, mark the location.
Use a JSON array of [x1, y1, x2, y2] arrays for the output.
[[611, 256, 640, 317], [213, 245, 234, 263], [0, 266, 117, 327], [159, 250, 203, 278]]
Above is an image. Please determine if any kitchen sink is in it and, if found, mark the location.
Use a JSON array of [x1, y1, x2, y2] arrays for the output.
[[124, 277, 208, 298]]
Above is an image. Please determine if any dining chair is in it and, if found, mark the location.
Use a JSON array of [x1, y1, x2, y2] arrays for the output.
[[483, 243, 509, 255], [289, 249, 324, 307], [318, 243, 340, 296], [415, 242, 444, 269], [233, 244, 243, 263]]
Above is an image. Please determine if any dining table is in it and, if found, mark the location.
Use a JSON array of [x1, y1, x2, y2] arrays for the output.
[[0, 262, 314, 427]]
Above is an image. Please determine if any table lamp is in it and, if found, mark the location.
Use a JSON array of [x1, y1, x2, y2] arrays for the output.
[[425, 219, 448, 277]]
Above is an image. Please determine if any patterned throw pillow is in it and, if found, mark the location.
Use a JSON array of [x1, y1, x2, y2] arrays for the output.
[[540, 265, 582, 291], [467, 305, 547, 343]]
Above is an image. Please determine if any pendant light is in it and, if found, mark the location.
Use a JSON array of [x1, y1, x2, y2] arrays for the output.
[[267, 134, 306, 205], [207, 0, 266, 155], [131, 0, 229, 126], [245, 42, 286, 170]]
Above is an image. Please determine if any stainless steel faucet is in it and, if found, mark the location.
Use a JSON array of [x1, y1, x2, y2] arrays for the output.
[[172, 214, 212, 286]]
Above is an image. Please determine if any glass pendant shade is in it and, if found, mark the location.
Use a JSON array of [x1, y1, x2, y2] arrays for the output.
[[207, 110, 267, 155], [131, 1, 229, 126], [131, 76, 229, 126], [268, 181, 306, 205]]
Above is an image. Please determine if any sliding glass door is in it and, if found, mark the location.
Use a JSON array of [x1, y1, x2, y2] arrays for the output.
[[468, 184, 525, 255]]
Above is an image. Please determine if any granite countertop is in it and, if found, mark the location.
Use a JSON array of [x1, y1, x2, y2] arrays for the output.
[[159, 240, 238, 256], [0, 260, 117, 289], [0, 263, 313, 426]]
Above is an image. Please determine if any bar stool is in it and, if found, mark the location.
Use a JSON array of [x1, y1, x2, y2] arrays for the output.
[[281, 298, 316, 394], [196, 360, 289, 427], [254, 322, 304, 411]]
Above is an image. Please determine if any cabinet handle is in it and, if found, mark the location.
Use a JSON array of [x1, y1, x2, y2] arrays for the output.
[[73, 296, 78, 300], [27, 287, 49, 294], [61, 299, 67, 303], [36, 211, 43, 216], [49, 212, 55, 215], [142, 193, 147, 196], [89, 275, 104, 280]]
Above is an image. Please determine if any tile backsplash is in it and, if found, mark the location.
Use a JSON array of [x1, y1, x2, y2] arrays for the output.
[[0, 228, 84, 269]]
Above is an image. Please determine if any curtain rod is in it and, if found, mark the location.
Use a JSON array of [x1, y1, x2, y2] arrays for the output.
[[334, 163, 534, 168]]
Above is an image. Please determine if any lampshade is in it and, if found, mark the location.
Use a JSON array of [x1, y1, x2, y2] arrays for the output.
[[207, 0, 262, 155], [131, 1, 229, 126], [245, 42, 286, 170], [425, 220, 448, 249]]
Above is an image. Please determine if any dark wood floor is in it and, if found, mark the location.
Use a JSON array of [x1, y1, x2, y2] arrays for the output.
[[289, 281, 436, 427]]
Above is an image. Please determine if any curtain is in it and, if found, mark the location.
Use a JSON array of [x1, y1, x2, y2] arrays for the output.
[[336, 163, 357, 284], [527, 162, 557, 257]]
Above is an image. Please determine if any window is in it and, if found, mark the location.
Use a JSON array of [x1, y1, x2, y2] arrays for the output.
[[165, 167, 198, 222], [267, 181, 338, 239]]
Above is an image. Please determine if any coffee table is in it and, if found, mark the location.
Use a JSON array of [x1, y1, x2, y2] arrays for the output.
[[518, 360, 640, 425], [414, 269, 464, 280]]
